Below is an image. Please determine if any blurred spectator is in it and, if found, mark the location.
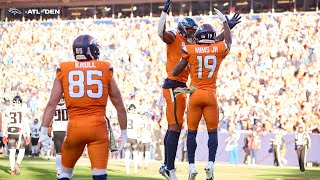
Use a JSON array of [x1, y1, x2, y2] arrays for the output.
[[248, 130, 261, 165], [225, 128, 240, 165]]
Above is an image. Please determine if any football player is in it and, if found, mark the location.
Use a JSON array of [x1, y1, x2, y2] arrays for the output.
[[138, 113, 153, 169], [3, 95, 30, 176], [172, 8, 232, 180], [50, 95, 68, 177], [39, 35, 127, 180], [158, 1, 241, 179], [125, 104, 140, 174], [30, 118, 40, 158]]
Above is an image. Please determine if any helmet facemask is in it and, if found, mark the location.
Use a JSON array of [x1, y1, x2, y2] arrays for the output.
[[186, 28, 196, 44]]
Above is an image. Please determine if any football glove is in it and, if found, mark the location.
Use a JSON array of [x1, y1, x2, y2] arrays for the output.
[[39, 127, 50, 143], [174, 86, 197, 96], [163, 0, 172, 14], [114, 130, 127, 156], [214, 8, 227, 22], [226, 13, 241, 29]]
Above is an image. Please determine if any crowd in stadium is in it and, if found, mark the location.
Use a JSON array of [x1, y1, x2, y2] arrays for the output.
[[1, 13, 319, 135]]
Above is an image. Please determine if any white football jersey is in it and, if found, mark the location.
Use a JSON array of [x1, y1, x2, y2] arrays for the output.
[[140, 116, 152, 143], [52, 103, 68, 132], [127, 113, 141, 139], [30, 123, 41, 138], [3, 104, 30, 136]]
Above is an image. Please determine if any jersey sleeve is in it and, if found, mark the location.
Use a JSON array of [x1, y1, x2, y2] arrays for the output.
[[181, 42, 190, 61], [108, 63, 114, 84], [56, 62, 63, 80], [168, 30, 177, 38]]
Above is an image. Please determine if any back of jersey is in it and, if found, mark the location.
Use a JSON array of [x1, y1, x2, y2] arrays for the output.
[[127, 113, 141, 140], [182, 41, 229, 91], [140, 116, 152, 143], [52, 103, 68, 132], [4, 105, 28, 135], [57, 60, 113, 126]]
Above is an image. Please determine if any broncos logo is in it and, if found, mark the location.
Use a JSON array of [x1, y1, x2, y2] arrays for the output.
[[8, 8, 22, 15]]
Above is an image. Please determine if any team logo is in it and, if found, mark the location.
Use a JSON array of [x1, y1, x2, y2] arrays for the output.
[[8, 7, 22, 15]]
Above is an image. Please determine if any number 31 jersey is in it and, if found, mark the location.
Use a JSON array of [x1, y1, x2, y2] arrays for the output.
[[3, 105, 29, 135], [181, 41, 229, 91], [52, 103, 68, 132], [56, 60, 113, 127]]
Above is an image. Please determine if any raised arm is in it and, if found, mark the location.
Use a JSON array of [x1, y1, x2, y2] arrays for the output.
[[216, 13, 241, 42], [158, 0, 175, 44], [214, 8, 232, 51]]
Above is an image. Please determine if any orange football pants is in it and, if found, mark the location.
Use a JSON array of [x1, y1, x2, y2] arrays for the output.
[[162, 88, 187, 126], [61, 119, 108, 169], [187, 89, 219, 131]]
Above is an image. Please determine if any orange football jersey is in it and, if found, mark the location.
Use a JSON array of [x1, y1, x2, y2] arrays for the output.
[[56, 60, 113, 127], [166, 30, 189, 83], [182, 41, 229, 91]]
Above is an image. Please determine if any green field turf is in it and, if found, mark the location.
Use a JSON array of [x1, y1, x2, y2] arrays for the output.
[[0, 157, 319, 180]]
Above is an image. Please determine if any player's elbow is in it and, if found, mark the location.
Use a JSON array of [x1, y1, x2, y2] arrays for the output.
[[172, 68, 180, 77]]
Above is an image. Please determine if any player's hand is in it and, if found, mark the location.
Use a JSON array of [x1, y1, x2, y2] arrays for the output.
[[114, 130, 127, 156], [226, 13, 241, 29], [214, 8, 227, 22], [39, 127, 50, 143], [163, 0, 172, 13]]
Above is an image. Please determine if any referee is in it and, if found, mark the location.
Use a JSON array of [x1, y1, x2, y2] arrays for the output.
[[295, 124, 311, 174]]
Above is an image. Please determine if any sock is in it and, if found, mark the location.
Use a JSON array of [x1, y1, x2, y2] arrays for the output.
[[133, 151, 139, 173], [16, 149, 25, 165], [144, 150, 150, 167], [125, 149, 131, 173], [138, 150, 144, 167], [92, 174, 107, 180], [166, 131, 180, 170], [187, 131, 197, 164], [59, 165, 73, 179], [164, 130, 169, 166], [35, 145, 39, 154], [208, 131, 218, 162], [56, 154, 62, 175], [31, 146, 35, 154], [9, 149, 16, 171]]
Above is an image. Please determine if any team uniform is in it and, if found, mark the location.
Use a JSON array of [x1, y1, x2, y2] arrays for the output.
[[30, 120, 40, 157], [162, 29, 189, 127], [51, 99, 68, 177], [3, 97, 30, 175], [57, 60, 113, 173], [182, 41, 228, 131], [138, 114, 153, 168], [173, 20, 232, 180], [125, 110, 141, 174], [159, 16, 197, 179]]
